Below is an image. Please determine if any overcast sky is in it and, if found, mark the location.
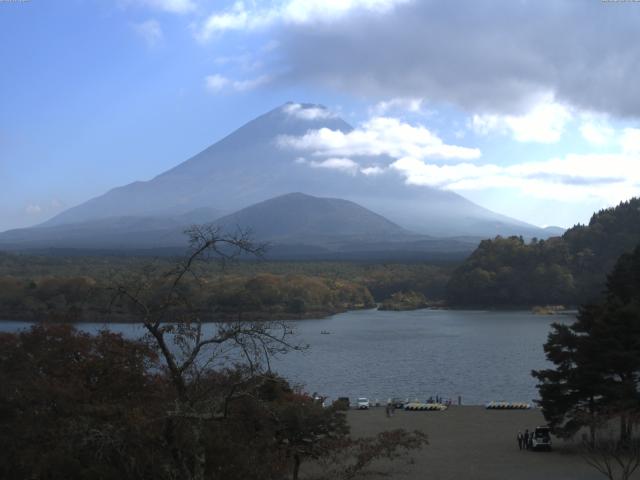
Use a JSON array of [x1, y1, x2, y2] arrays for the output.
[[2, 0, 640, 231]]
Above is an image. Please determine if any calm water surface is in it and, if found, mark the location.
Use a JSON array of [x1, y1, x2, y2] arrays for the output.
[[0, 309, 571, 405]]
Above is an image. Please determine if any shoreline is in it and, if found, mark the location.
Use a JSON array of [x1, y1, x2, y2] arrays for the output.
[[0, 305, 374, 324], [0, 305, 577, 324]]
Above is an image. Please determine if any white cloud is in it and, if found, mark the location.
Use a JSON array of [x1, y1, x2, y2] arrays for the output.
[[280, 101, 640, 205], [197, 0, 410, 41], [205, 74, 230, 92], [25, 205, 42, 215], [283, 103, 336, 120], [371, 98, 423, 115], [361, 165, 385, 176], [620, 128, 640, 154], [204, 73, 270, 93], [279, 116, 480, 161], [309, 157, 360, 175], [390, 152, 640, 204], [23, 199, 65, 219], [471, 96, 572, 143], [127, 0, 196, 14], [231, 75, 271, 92], [294, 157, 386, 176], [580, 118, 615, 146], [133, 19, 163, 46]]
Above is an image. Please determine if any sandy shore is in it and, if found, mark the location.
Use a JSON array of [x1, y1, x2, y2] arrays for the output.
[[343, 406, 632, 480]]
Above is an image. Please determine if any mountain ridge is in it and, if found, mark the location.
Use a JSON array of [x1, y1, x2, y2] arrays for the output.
[[3, 102, 563, 255], [0, 192, 482, 260]]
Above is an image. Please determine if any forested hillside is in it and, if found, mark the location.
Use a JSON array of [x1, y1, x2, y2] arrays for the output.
[[0, 273, 375, 322], [0, 255, 453, 322], [446, 198, 640, 307]]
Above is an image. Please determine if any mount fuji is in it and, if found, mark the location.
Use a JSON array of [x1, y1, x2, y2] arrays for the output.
[[0, 103, 562, 257]]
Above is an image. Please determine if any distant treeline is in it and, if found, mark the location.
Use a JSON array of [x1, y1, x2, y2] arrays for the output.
[[0, 273, 374, 322], [0, 256, 454, 321], [446, 198, 640, 307]]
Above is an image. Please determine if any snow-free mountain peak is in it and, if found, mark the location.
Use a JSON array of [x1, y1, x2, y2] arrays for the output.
[[215, 192, 405, 241]]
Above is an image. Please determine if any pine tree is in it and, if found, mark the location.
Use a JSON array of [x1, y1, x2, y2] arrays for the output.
[[533, 245, 640, 444]]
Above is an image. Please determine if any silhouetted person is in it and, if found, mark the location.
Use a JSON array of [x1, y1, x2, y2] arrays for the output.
[[524, 429, 530, 450], [385, 403, 390, 417], [529, 429, 535, 449], [517, 431, 523, 450]]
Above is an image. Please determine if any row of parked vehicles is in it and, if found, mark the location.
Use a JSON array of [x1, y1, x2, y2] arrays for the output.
[[324, 397, 374, 409], [335, 397, 553, 451], [354, 397, 425, 409], [328, 397, 450, 410]]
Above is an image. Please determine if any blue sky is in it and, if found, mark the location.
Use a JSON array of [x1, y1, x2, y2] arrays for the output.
[[2, 0, 640, 231]]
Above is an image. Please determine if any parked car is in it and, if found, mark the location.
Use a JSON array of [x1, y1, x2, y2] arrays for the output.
[[531, 426, 552, 451], [357, 397, 370, 409]]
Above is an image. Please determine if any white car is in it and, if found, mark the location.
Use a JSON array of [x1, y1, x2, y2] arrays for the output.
[[531, 426, 553, 451], [357, 397, 370, 409]]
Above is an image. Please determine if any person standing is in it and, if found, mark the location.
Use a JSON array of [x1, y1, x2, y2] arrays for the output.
[[385, 403, 390, 417], [517, 431, 523, 450], [528, 429, 534, 449], [524, 429, 530, 450]]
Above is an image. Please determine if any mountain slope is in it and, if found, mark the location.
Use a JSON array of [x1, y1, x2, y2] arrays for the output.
[[0, 192, 482, 260], [214, 192, 405, 241], [43, 103, 352, 227], [34, 102, 552, 240]]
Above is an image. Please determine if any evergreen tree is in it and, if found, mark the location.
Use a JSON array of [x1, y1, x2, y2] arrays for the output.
[[533, 245, 640, 444]]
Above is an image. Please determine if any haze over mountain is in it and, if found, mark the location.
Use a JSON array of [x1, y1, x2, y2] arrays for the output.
[[0, 193, 478, 257], [0, 103, 563, 255]]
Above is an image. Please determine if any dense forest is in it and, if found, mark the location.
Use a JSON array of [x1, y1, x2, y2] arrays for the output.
[[0, 254, 454, 322], [447, 198, 640, 307], [0, 272, 374, 322]]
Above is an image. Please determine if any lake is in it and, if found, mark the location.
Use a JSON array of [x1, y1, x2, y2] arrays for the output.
[[0, 308, 571, 405]]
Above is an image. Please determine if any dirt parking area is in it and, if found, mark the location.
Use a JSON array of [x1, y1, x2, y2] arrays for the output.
[[345, 406, 634, 480]]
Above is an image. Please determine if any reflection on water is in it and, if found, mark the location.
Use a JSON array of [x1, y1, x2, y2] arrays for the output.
[[0, 309, 572, 405]]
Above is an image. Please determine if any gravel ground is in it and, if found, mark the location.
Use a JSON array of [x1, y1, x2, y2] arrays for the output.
[[342, 406, 634, 480]]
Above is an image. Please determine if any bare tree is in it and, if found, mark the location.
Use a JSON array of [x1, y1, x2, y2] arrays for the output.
[[109, 225, 302, 480], [582, 414, 640, 480]]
